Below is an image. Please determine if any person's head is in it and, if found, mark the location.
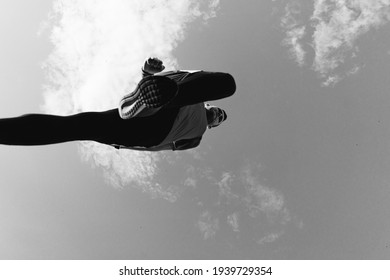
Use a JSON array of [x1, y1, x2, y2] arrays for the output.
[[205, 103, 227, 129]]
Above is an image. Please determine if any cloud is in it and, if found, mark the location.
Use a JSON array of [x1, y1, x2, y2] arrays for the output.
[[280, 0, 390, 86], [198, 211, 219, 240], [311, 0, 390, 76], [189, 160, 303, 250], [257, 231, 284, 245], [281, 1, 307, 66], [195, 164, 295, 245], [283, 26, 306, 66], [241, 165, 291, 224], [322, 74, 342, 87], [184, 177, 197, 188], [41, 0, 220, 197], [217, 172, 239, 205], [227, 212, 240, 232]]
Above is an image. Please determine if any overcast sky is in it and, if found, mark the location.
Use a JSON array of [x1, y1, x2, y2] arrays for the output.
[[1, 0, 390, 259]]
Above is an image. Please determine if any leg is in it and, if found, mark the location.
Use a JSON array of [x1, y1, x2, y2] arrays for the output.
[[0, 112, 107, 146], [166, 71, 236, 108], [0, 108, 179, 147]]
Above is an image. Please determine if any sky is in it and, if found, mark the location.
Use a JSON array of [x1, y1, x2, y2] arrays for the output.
[[1, 0, 390, 259]]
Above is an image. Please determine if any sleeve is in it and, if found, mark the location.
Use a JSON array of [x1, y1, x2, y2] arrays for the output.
[[112, 143, 174, 152], [172, 137, 202, 151]]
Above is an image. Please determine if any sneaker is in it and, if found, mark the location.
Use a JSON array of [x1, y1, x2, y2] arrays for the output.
[[119, 75, 178, 119]]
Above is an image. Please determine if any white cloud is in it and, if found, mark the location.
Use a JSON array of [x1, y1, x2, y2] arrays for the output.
[[78, 142, 157, 188], [42, 0, 220, 198], [283, 26, 306, 66], [204, 165, 294, 241], [242, 165, 291, 224], [281, 1, 306, 66], [280, 0, 390, 86], [311, 0, 390, 76], [200, 0, 220, 20], [198, 211, 219, 240], [280, 1, 302, 29], [322, 74, 342, 87], [227, 212, 240, 232], [217, 172, 241, 209], [184, 177, 197, 188], [190, 162, 303, 246], [257, 231, 284, 245], [217, 172, 236, 197], [183, 166, 198, 189], [346, 64, 362, 76]]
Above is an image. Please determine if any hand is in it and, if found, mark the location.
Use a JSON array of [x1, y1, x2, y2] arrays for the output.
[[143, 57, 165, 74]]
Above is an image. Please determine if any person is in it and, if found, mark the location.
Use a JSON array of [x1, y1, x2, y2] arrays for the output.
[[0, 57, 236, 151]]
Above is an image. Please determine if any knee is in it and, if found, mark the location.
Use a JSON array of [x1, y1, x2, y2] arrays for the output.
[[222, 73, 236, 97]]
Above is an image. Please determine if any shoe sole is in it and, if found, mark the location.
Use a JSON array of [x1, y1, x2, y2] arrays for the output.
[[119, 75, 178, 119]]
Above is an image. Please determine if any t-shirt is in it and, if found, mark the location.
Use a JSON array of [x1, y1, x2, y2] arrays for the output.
[[147, 102, 207, 150]]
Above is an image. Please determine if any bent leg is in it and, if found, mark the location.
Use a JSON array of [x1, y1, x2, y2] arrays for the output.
[[166, 71, 236, 108]]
